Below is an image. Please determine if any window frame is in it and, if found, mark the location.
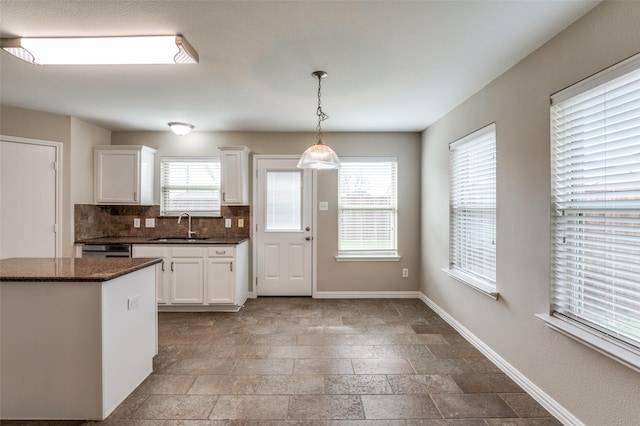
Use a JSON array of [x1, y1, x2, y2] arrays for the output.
[[445, 123, 498, 299], [541, 52, 640, 372], [160, 156, 221, 217], [336, 157, 400, 261]]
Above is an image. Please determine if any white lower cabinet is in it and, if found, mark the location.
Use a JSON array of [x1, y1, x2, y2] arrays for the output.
[[207, 257, 234, 304], [133, 241, 248, 310], [132, 245, 169, 304], [168, 247, 204, 304]]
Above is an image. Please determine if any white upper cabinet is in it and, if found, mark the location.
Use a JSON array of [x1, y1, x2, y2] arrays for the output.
[[219, 146, 250, 205], [94, 145, 156, 205]]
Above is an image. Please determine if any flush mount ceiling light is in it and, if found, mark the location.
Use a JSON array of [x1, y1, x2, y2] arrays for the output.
[[0, 35, 199, 65], [168, 122, 194, 135], [297, 70, 341, 170]]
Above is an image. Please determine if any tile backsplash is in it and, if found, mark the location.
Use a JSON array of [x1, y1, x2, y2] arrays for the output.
[[75, 204, 250, 241]]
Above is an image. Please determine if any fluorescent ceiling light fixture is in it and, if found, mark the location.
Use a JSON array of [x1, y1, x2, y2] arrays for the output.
[[1, 35, 199, 65], [168, 122, 194, 135]]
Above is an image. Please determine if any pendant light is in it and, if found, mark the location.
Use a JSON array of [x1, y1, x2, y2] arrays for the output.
[[297, 71, 341, 169]]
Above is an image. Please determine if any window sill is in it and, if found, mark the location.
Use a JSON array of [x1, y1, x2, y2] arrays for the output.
[[335, 254, 401, 262], [535, 313, 640, 373], [442, 268, 499, 300], [160, 214, 222, 218]]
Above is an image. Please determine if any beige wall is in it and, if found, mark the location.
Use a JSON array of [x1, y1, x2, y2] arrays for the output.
[[0, 105, 421, 292], [112, 131, 422, 293], [420, 2, 640, 424], [70, 117, 111, 205], [0, 106, 110, 256], [70, 117, 111, 247]]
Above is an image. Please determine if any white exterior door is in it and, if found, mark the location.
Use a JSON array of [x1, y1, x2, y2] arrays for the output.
[[255, 157, 314, 296], [0, 137, 59, 259]]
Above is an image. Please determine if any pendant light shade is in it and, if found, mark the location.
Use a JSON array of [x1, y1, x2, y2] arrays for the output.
[[297, 142, 341, 169], [297, 71, 340, 169]]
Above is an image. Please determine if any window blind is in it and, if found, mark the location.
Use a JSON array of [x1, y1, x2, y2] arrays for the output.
[[550, 55, 640, 349], [160, 157, 221, 216], [449, 123, 497, 288], [266, 170, 302, 231], [338, 159, 397, 255]]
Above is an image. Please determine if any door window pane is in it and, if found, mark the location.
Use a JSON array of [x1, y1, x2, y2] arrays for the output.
[[266, 171, 302, 231]]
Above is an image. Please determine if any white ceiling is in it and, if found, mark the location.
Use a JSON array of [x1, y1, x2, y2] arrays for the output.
[[0, 0, 599, 133]]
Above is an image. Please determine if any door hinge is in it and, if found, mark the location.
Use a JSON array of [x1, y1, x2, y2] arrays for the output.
[[255, 277, 258, 286], [53, 223, 58, 233], [53, 161, 57, 171]]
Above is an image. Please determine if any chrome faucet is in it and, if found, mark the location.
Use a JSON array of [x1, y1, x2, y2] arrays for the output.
[[177, 212, 197, 238]]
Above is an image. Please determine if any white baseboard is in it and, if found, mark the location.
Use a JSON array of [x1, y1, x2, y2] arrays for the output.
[[314, 290, 422, 299], [418, 293, 583, 426]]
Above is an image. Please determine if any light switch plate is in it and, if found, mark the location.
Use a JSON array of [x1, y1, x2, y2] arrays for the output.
[[145, 218, 155, 228], [133, 218, 141, 228], [225, 218, 232, 228], [238, 218, 244, 228], [319, 201, 329, 211]]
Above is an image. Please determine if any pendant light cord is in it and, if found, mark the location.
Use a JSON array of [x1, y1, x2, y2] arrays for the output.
[[316, 75, 329, 144]]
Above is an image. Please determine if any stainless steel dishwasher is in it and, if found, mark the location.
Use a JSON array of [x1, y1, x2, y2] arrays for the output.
[[81, 244, 132, 258]]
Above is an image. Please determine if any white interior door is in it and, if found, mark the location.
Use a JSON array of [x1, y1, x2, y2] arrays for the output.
[[255, 157, 313, 296], [0, 138, 59, 259]]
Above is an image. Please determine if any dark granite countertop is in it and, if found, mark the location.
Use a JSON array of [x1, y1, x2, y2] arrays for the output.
[[76, 236, 249, 245], [0, 257, 162, 282]]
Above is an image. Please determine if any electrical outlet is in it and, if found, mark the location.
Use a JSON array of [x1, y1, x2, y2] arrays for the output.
[[133, 218, 141, 228], [127, 295, 140, 310], [145, 218, 155, 228], [319, 201, 329, 211], [402, 268, 409, 278], [238, 218, 244, 228], [225, 218, 232, 228]]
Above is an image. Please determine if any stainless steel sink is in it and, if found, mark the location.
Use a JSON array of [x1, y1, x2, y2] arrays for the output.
[[150, 237, 209, 242]]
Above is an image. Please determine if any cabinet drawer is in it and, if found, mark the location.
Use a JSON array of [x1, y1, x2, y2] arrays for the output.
[[171, 246, 205, 257], [207, 246, 234, 257]]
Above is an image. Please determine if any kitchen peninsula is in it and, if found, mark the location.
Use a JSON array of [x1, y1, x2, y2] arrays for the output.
[[0, 257, 161, 421]]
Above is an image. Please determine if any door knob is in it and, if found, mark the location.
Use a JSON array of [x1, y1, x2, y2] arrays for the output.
[[305, 227, 311, 231], [305, 236, 311, 241]]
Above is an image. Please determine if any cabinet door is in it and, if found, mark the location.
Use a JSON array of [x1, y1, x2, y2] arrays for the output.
[[133, 245, 169, 304], [207, 258, 235, 304], [220, 148, 248, 205], [170, 257, 204, 304], [95, 149, 139, 204]]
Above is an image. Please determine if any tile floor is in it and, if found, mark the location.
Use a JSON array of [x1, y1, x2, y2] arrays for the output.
[[5, 298, 562, 425]]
